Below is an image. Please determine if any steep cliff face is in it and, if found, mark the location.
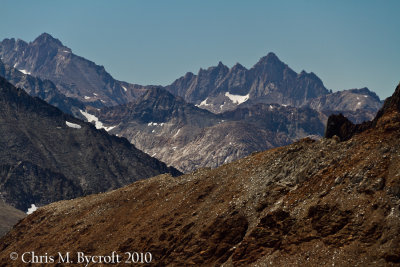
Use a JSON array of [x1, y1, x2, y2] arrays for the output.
[[0, 77, 180, 211], [1, 84, 398, 266]]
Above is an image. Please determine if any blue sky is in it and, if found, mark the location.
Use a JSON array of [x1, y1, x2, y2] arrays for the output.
[[1, 0, 399, 98]]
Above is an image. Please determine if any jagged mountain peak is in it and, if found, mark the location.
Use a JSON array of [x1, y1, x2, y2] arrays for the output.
[[254, 52, 283, 66], [184, 71, 195, 78], [204, 61, 229, 73], [32, 32, 63, 47], [231, 62, 247, 71]]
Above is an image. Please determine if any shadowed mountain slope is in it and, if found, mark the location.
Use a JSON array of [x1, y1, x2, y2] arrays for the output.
[[0, 77, 179, 211], [0, 201, 25, 237]]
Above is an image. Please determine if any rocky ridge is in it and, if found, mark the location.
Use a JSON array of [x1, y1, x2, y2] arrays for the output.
[[1, 83, 399, 266]]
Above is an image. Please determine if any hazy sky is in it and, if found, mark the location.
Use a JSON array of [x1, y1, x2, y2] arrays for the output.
[[1, 0, 399, 98]]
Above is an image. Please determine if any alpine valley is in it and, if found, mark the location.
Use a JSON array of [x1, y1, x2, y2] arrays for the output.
[[0, 33, 382, 172]]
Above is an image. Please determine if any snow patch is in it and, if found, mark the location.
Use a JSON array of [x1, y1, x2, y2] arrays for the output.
[[66, 121, 81, 129], [269, 105, 274, 110], [148, 122, 164, 126], [79, 110, 116, 131], [199, 98, 210, 106], [84, 96, 91, 100], [93, 93, 98, 96], [357, 102, 361, 106], [225, 92, 249, 104], [19, 69, 31, 75], [363, 95, 368, 98], [281, 104, 288, 107], [27, 204, 37, 215], [173, 129, 181, 137], [122, 86, 128, 92]]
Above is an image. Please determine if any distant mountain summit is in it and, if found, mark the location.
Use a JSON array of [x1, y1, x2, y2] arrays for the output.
[[0, 33, 144, 106], [166, 52, 330, 113]]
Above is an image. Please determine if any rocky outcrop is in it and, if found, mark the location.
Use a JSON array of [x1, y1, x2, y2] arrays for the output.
[[1, 83, 399, 266], [0, 77, 180, 211]]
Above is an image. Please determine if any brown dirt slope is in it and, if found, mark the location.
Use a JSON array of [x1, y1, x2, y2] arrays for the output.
[[1, 84, 400, 266]]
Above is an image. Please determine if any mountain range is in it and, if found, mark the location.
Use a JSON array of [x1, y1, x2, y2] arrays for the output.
[[166, 53, 330, 113], [1, 82, 399, 266], [0, 33, 383, 172]]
